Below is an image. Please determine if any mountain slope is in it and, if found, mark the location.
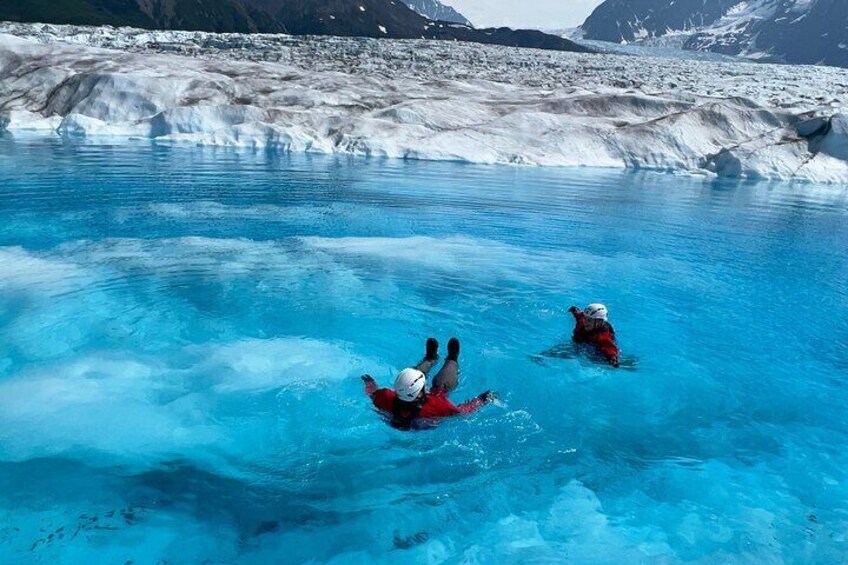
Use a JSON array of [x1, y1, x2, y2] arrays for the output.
[[0, 0, 588, 52], [0, 0, 286, 33], [691, 0, 848, 67], [246, 0, 588, 51], [404, 0, 471, 26], [582, 0, 848, 67], [252, 0, 431, 38], [582, 0, 734, 43]]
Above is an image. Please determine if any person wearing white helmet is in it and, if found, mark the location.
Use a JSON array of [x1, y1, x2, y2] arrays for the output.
[[362, 337, 497, 430], [568, 303, 620, 367]]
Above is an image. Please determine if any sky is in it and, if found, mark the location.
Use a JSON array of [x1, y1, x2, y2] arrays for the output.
[[446, 0, 605, 30]]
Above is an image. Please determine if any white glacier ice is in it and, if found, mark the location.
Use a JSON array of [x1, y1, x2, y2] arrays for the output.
[[1, 22, 848, 182]]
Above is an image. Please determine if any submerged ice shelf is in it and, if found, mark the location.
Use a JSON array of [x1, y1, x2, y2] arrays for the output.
[[2, 22, 848, 182]]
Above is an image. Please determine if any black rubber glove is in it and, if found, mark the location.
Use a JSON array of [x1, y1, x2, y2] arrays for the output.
[[478, 390, 498, 404]]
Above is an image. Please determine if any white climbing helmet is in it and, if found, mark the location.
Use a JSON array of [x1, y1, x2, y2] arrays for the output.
[[584, 303, 609, 321], [394, 368, 426, 401]]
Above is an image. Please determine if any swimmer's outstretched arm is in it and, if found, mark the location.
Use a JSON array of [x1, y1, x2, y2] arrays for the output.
[[362, 375, 396, 411], [456, 391, 497, 414], [361, 374, 379, 397]]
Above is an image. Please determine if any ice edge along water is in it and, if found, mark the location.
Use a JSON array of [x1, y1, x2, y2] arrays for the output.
[[2, 23, 848, 183]]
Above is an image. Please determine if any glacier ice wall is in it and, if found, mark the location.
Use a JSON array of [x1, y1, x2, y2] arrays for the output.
[[1, 23, 848, 183]]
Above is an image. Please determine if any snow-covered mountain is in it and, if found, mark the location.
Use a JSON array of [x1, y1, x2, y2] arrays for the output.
[[404, 0, 471, 26], [582, 0, 733, 43], [582, 0, 848, 68]]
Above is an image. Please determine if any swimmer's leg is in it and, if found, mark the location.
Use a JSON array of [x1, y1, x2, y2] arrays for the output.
[[432, 338, 460, 393], [539, 342, 578, 360], [414, 337, 439, 375]]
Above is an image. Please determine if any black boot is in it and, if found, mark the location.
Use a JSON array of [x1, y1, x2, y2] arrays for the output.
[[425, 337, 439, 362], [446, 338, 460, 362]]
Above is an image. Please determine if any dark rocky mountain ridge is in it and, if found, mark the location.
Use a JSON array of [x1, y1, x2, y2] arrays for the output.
[[0, 0, 589, 53]]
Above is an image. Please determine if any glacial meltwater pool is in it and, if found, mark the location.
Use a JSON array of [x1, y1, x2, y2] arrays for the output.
[[0, 139, 846, 563]]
